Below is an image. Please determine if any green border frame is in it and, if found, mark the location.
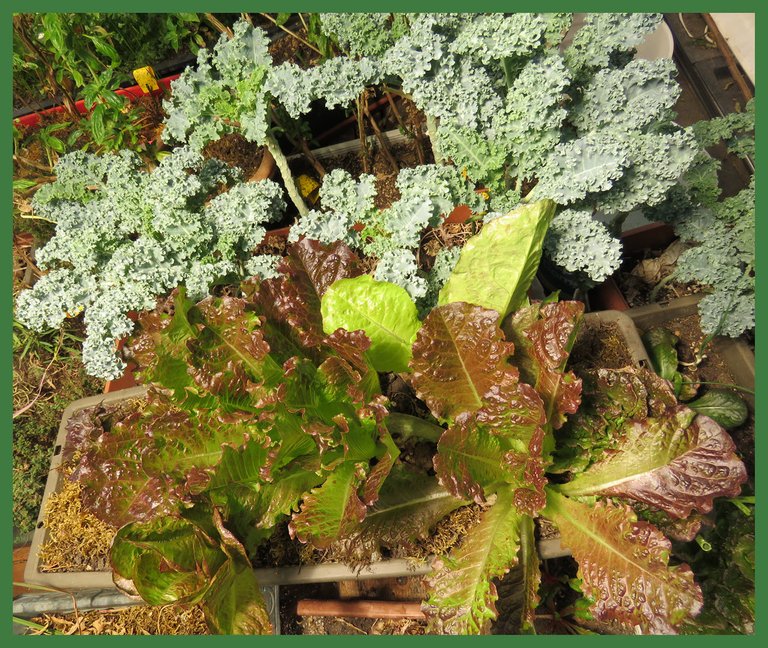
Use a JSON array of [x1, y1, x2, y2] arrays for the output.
[[3, 3, 763, 644]]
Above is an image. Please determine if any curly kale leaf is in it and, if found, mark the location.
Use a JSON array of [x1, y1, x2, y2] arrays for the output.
[[320, 13, 407, 57], [164, 22, 272, 149], [572, 58, 681, 134], [265, 57, 382, 119], [544, 210, 623, 283], [15, 148, 285, 379], [535, 131, 630, 204], [564, 13, 663, 77]]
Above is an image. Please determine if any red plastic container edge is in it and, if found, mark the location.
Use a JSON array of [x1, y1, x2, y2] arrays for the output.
[[14, 74, 180, 129]]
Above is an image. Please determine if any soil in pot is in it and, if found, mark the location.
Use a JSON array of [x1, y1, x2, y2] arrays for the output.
[[568, 320, 636, 372], [202, 132, 265, 179]]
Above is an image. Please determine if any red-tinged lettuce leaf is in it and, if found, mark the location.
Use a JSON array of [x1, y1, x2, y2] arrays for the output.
[[343, 464, 467, 557], [128, 293, 285, 414], [289, 461, 368, 548], [504, 300, 584, 431], [203, 437, 322, 551], [422, 487, 524, 635], [410, 302, 514, 421], [434, 369, 547, 514], [476, 371, 548, 516], [111, 514, 225, 606], [633, 504, 705, 543], [202, 507, 272, 634], [112, 507, 272, 635], [127, 289, 196, 386], [543, 489, 703, 634], [434, 414, 507, 504], [558, 406, 747, 518], [187, 297, 281, 399], [257, 238, 364, 348], [67, 390, 273, 527], [492, 516, 540, 635], [551, 367, 678, 474]]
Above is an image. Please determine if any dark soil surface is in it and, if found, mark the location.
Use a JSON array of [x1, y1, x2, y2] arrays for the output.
[[268, 27, 321, 68], [203, 132, 265, 178]]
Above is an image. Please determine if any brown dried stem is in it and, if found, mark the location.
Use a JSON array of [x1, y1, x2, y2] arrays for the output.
[[259, 13, 323, 55], [364, 101, 399, 174], [204, 13, 234, 39]]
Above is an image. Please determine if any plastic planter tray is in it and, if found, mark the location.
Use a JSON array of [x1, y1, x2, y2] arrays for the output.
[[23, 385, 431, 599], [626, 295, 755, 408]]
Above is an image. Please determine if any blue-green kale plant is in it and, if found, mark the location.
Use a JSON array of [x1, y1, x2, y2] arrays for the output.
[[319, 13, 699, 286], [15, 147, 285, 379], [163, 19, 388, 218], [646, 100, 755, 337]]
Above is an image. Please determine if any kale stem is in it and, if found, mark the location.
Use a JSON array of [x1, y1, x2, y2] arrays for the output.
[[264, 132, 309, 217], [425, 114, 443, 163]]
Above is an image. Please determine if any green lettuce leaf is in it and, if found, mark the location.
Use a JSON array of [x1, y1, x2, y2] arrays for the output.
[[688, 389, 749, 430], [438, 200, 556, 320], [321, 274, 422, 372], [422, 487, 523, 634]]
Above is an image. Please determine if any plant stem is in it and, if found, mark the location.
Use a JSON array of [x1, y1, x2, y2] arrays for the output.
[[269, 106, 326, 177], [649, 272, 677, 302], [385, 92, 425, 164], [13, 154, 52, 174], [364, 102, 399, 173], [356, 94, 370, 174], [425, 114, 443, 163], [265, 132, 309, 217], [259, 13, 322, 55], [386, 412, 444, 443], [204, 13, 233, 38]]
